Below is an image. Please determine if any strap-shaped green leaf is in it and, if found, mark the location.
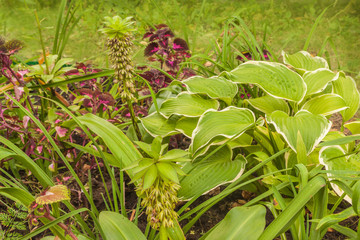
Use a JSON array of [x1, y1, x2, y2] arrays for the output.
[[303, 69, 338, 96], [229, 61, 306, 102], [246, 95, 289, 115], [190, 107, 255, 155], [282, 50, 329, 74], [160, 92, 219, 118], [204, 205, 266, 240], [99, 211, 146, 240], [183, 76, 238, 105], [268, 110, 331, 155], [301, 93, 348, 116], [333, 75, 360, 122]]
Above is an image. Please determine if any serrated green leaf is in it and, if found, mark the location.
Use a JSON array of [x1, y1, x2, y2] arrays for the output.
[[229, 61, 306, 102]]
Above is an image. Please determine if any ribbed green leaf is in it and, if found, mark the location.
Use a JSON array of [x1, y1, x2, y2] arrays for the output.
[[178, 145, 246, 200], [175, 117, 199, 137], [183, 76, 238, 105], [157, 162, 179, 183], [160, 92, 219, 118], [301, 94, 347, 116], [246, 95, 289, 115], [333, 75, 360, 122], [78, 114, 142, 176], [0, 188, 34, 207], [268, 110, 331, 155], [282, 51, 329, 74], [303, 69, 338, 96], [190, 107, 255, 155], [229, 61, 306, 102], [99, 211, 146, 240], [140, 112, 178, 137], [316, 207, 356, 231], [205, 205, 266, 240]]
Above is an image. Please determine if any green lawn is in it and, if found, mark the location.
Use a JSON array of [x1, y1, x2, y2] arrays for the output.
[[1, 0, 359, 76]]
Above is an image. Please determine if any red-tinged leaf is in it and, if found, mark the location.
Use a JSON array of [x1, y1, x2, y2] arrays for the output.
[[55, 126, 68, 138], [173, 38, 189, 51], [144, 42, 159, 57], [36, 185, 70, 205]]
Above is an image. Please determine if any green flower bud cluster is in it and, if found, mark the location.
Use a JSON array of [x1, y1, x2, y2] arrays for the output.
[[127, 136, 191, 229], [100, 16, 137, 102], [140, 179, 180, 229]]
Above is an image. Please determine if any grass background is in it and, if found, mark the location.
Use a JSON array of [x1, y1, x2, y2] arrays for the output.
[[0, 0, 359, 77]]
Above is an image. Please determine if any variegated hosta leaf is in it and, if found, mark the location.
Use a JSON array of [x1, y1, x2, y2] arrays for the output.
[[36, 185, 70, 205], [301, 94, 348, 116], [140, 112, 178, 137], [175, 116, 199, 138], [303, 69, 339, 96], [229, 61, 306, 102], [282, 50, 329, 74], [267, 110, 331, 155], [333, 74, 360, 122], [178, 145, 246, 200], [159, 92, 219, 118], [183, 76, 238, 105], [190, 107, 255, 155], [344, 121, 360, 134], [246, 95, 289, 115], [319, 146, 360, 204]]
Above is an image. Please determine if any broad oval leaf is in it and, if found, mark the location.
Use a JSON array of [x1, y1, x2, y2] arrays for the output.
[[140, 112, 178, 137], [190, 107, 255, 155], [99, 211, 146, 240], [246, 95, 289, 115], [178, 145, 246, 200], [267, 110, 331, 155], [282, 50, 329, 74], [301, 94, 348, 116], [156, 162, 179, 183], [160, 92, 219, 118], [303, 69, 338, 96], [204, 205, 266, 240], [229, 61, 306, 102], [183, 76, 238, 105], [333, 75, 360, 122]]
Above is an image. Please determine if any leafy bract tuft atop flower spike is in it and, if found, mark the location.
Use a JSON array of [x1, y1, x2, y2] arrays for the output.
[[99, 16, 136, 39]]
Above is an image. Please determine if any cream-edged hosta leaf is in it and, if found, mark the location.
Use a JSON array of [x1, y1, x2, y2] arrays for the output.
[[268, 110, 331, 155], [333, 75, 360, 122], [160, 92, 219, 118], [303, 69, 339, 96], [178, 145, 246, 200], [319, 146, 360, 204], [301, 94, 348, 116], [282, 50, 329, 74], [344, 121, 360, 134], [246, 95, 290, 115], [183, 76, 238, 105], [190, 107, 255, 155], [229, 61, 306, 102], [175, 116, 199, 138], [140, 112, 178, 137]]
